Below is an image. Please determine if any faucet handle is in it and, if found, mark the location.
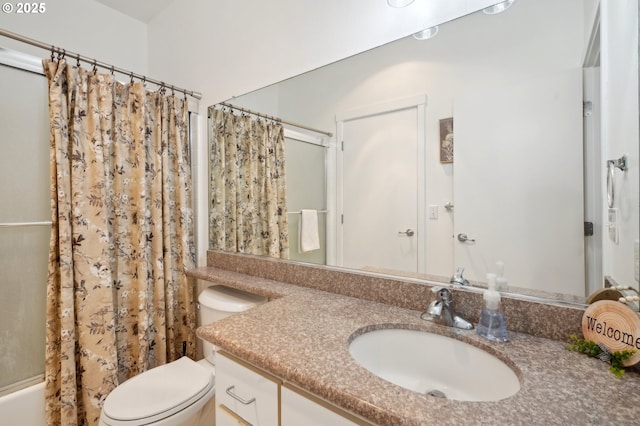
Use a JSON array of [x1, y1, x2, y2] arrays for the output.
[[425, 286, 473, 330], [431, 286, 452, 305], [450, 267, 470, 286]]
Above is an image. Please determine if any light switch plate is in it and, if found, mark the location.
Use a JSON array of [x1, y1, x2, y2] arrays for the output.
[[428, 205, 438, 220]]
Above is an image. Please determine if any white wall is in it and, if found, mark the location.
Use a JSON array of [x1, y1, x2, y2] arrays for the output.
[[147, 0, 499, 111], [0, 0, 148, 74], [601, 0, 640, 288]]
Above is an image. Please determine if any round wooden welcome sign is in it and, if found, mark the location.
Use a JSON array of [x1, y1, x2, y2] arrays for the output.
[[582, 300, 640, 366]]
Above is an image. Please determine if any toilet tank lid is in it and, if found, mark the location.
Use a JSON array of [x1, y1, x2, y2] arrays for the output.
[[198, 285, 267, 312]]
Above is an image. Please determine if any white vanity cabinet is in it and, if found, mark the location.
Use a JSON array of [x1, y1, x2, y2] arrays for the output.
[[281, 385, 362, 426], [216, 352, 370, 426], [215, 352, 279, 426]]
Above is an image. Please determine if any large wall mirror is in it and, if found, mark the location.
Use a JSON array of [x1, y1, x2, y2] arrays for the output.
[[209, 0, 639, 305]]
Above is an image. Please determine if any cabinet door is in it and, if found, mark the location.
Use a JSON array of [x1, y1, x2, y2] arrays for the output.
[[281, 386, 363, 426], [215, 353, 279, 426]]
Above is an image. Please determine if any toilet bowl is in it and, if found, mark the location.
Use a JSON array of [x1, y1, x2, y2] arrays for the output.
[[99, 357, 215, 426], [99, 286, 266, 426]]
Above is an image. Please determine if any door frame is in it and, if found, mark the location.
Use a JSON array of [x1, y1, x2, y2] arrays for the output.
[[334, 94, 427, 273], [582, 7, 603, 295]]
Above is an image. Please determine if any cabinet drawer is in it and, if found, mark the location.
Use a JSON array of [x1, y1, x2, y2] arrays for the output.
[[215, 352, 279, 426], [281, 385, 368, 426]]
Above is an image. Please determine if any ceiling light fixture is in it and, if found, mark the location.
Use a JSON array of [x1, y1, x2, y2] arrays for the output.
[[483, 0, 515, 15], [413, 26, 439, 41], [387, 0, 415, 8]]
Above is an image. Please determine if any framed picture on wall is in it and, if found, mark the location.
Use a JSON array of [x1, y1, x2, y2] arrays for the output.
[[439, 117, 454, 163]]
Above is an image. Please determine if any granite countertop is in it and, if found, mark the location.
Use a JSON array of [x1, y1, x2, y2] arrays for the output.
[[192, 267, 640, 426]]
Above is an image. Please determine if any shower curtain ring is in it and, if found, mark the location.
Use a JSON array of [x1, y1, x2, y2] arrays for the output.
[[76, 54, 80, 67], [110, 65, 114, 75], [142, 76, 146, 87], [92, 60, 98, 73], [130, 72, 134, 84], [50, 46, 55, 61]]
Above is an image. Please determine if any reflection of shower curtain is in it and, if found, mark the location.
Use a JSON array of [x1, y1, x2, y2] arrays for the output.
[[208, 107, 289, 258], [44, 59, 196, 425]]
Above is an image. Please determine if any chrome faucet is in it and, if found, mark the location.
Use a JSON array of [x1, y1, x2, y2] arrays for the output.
[[450, 267, 469, 286], [421, 287, 474, 330]]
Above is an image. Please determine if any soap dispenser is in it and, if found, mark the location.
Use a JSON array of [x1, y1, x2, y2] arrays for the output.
[[477, 273, 509, 342]]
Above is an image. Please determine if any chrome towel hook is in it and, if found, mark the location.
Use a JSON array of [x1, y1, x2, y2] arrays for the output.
[[608, 155, 628, 172]]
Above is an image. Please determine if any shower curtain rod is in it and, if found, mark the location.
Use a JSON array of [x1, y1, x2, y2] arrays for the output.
[[0, 28, 202, 100], [217, 101, 333, 137]]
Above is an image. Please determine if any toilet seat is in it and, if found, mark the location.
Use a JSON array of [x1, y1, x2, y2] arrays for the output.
[[101, 357, 214, 426]]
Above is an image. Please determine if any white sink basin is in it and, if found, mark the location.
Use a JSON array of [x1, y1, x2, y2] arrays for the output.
[[348, 328, 520, 401]]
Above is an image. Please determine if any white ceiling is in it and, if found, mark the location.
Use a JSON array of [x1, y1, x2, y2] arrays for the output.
[[94, 0, 174, 23]]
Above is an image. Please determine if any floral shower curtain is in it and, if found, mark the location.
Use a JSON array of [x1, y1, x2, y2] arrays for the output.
[[43, 58, 196, 426], [208, 107, 289, 258]]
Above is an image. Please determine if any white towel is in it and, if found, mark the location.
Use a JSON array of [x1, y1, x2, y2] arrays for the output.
[[299, 209, 320, 253]]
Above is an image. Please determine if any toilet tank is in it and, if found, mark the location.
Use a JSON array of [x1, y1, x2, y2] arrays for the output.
[[197, 285, 266, 364]]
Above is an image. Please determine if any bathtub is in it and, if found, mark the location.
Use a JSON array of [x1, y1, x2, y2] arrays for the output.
[[0, 381, 46, 426]]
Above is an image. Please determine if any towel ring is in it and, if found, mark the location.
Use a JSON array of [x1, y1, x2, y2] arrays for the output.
[[606, 161, 615, 208], [606, 155, 628, 208]]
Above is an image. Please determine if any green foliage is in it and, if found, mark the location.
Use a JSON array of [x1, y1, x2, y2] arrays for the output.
[[566, 335, 601, 356], [566, 335, 636, 378], [609, 349, 637, 378]]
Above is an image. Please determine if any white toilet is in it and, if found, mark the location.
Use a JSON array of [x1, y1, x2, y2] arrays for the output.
[[99, 285, 266, 426]]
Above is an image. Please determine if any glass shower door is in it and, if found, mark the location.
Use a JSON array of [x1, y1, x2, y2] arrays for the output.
[[0, 60, 50, 395]]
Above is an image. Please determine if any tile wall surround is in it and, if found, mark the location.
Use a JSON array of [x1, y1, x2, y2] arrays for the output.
[[201, 250, 584, 341]]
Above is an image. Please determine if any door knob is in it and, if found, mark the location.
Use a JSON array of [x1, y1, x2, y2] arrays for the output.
[[398, 229, 415, 237], [457, 233, 476, 243]]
